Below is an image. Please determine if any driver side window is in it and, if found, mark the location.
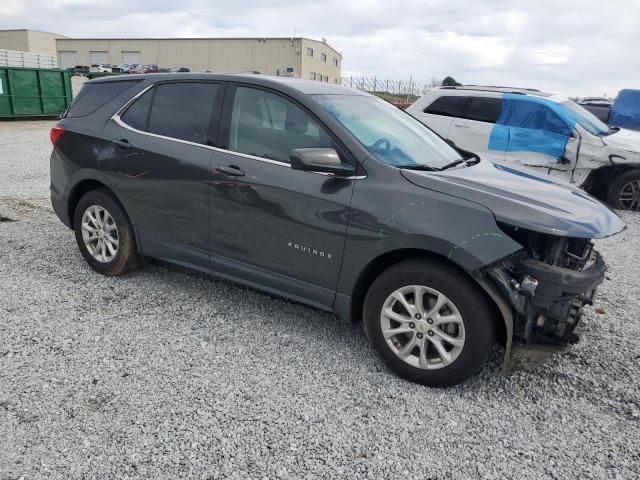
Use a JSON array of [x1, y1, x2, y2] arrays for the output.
[[228, 86, 333, 163], [506, 100, 572, 137]]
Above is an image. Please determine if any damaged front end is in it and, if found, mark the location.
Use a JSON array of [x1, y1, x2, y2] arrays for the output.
[[482, 226, 606, 367]]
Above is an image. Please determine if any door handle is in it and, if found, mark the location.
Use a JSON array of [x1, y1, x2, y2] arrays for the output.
[[454, 123, 470, 129], [216, 165, 245, 177], [113, 139, 132, 149]]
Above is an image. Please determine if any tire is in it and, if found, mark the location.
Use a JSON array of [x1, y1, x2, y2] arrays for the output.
[[73, 189, 141, 276], [363, 259, 495, 387], [606, 169, 640, 211]]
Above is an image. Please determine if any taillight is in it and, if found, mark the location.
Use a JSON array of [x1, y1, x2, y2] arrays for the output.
[[50, 125, 65, 145]]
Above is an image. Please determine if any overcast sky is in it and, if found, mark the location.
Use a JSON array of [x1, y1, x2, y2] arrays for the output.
[[2, 0, 639, 97]]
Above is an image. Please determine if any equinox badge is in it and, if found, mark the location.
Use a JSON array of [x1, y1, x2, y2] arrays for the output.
[[288, 242, 333, 260]]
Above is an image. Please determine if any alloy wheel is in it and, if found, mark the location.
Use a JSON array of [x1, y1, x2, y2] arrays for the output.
[[81, 205, 119, 263], [380, 285, 465, 370], [618, 179, 640, 211]]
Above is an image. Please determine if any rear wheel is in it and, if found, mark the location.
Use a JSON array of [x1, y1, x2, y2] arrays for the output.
[[606, 169, 640, 211], [363, 259, 495, 387], [73, 189, 141, 275]]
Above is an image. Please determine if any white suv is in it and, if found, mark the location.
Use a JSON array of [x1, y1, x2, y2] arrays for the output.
[[407, 86, 640, 210], [89, 64, 112, 73]]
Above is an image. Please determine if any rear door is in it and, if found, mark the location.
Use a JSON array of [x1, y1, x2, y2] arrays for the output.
[[207, 84, 358, 308], [102, 80, 225, 268], [448, 95, 506, 160], [412, 95, 468, 138]]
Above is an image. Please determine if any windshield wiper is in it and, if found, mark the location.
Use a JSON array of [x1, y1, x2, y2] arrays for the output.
[[396, 164, 440, 171], [439, 153, 480, 171]]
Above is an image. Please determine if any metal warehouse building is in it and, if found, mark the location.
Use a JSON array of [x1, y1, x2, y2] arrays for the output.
[[57, 36, 342, 82], [1, 30, 342, 82], [0, 29, 66, 56]]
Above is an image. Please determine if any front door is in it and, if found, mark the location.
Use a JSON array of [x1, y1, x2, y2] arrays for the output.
[[208, 84, 357, 308], [102, 81, 224, 268], [502, 98, 577, 179]]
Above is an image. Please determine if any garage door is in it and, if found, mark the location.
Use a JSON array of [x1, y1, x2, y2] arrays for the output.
[[90, 51, 109, 65], [58, 51, 77, 69], [122, 51, 141, 64]]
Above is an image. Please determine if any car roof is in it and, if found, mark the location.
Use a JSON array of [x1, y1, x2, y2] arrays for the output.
[[89, 73, 370, 96], [437, 85, 554, 98]]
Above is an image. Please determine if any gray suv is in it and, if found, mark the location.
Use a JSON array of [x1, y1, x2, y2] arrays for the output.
[[50, 74, 625, 386]]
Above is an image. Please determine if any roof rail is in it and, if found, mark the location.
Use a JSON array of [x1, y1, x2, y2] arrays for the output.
[[436, 85, 543, 96], [463, 84, 541, 92]]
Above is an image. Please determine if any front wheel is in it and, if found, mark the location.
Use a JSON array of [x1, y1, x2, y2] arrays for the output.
[[363, 259, 496, 387], [606, 169, 640, 211], [73, 189, 141, 276]]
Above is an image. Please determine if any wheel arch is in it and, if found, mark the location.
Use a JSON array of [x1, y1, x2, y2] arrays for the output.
[[582, 163, 640, 200], [67, 179, 141, 254], [346, 248, 508, 350]]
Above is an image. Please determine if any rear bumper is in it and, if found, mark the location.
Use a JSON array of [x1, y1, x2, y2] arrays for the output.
[[51, 188, 72, 229]]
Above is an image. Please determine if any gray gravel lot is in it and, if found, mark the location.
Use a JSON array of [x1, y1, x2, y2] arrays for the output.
[[1, 121, 639, 479]]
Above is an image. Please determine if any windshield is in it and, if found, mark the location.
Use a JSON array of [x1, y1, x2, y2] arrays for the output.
[[313, 94, 461, 168], [561, 100, 610, 136]]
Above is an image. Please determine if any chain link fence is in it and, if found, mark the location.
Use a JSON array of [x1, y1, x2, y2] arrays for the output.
[[339, 76, 434, 98]]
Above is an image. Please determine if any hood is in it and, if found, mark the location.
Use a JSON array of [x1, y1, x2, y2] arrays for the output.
[[401, 160, 626, 239], [601, 128, 640, 154]]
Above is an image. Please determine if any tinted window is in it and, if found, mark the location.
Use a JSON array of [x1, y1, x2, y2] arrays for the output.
[[147, 83, 219, 144], [120, 89, 153, 131], [228, 87, 332, 163], [464, 97, 502, 123], [66, 80, 139, 118], [424, 96, 467, 117]]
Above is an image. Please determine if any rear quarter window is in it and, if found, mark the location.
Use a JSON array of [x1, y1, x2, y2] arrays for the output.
[[66, 80, 140, 118], [120, 88, 154, 131], [146, 82, 219, 144]]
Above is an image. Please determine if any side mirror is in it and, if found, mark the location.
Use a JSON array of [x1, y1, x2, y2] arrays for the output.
[[290, 148, 355, 175]]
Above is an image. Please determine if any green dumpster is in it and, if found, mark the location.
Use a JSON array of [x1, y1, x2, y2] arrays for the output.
[[0, 67, 73, 118]]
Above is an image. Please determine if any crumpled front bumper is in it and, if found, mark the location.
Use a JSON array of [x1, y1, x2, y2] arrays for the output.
[[485, 250, 606, 367]]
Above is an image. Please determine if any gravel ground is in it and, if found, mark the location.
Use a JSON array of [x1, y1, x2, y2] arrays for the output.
[[1, 121, 639, 479]]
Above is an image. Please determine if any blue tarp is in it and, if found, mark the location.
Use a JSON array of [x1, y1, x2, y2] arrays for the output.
[[489, 94, 576, 159], [610, 89, 640, 131]]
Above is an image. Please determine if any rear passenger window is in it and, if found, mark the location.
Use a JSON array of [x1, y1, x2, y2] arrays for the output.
[[228, 86, 333, 163], [120, 89, 153, 131], [424, 96, 468, 117], [147, 83, 219, 144], [66, 80, 139, 118], [464, 97, 503, 123]]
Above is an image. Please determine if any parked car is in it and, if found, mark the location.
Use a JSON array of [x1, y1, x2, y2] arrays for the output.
[[408, 86, 640, 211], [581, 97, 613, 106], [50, 74, 624, 386], [580, 90, 640, 133], [89, 64, 112, 73], [169, 67, 190, 72], [68, 65, 90, 76], [128, 64, 143, 74], [579, 97, 614, 123], [113, 63, 132, 73], [142, 64, 159, 73]]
